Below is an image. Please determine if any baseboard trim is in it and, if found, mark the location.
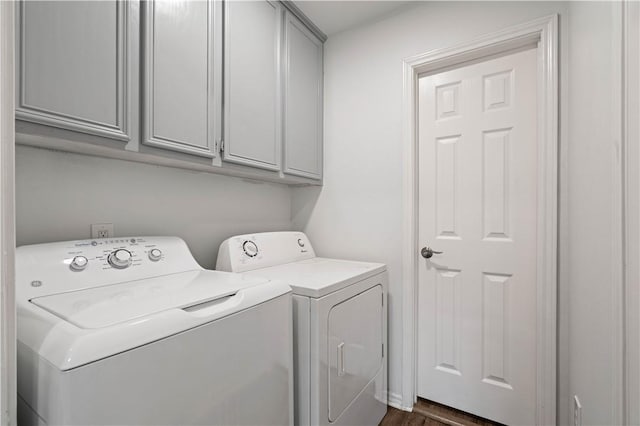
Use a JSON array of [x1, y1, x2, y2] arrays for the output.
[[388, 392, 412, 412]]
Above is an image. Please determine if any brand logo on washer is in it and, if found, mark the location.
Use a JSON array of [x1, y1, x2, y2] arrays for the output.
[[297, 238, 305, 248]]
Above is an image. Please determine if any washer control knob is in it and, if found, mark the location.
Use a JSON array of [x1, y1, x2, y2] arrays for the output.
[[243, 240, 259, 258], [148, 248, 162, 262], [108, 249, 132, 269], [70, 255, 89, 271]]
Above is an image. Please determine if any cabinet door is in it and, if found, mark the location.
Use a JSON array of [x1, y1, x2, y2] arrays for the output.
[[283, 13, 323, 179], [16, 1, 132, 142], [224, 1, 281, 171], [142, 0, 221, 158]]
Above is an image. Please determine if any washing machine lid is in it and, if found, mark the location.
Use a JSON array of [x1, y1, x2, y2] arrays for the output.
[[30, 270, 268, 329], [246, 258, 386, 298], [20, 270, 291, 370]]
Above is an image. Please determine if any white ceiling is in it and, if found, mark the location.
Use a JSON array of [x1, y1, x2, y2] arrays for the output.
[[293, 1, 413, 36]]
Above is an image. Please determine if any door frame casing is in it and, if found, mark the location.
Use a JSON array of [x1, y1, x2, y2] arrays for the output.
[[0, 0, 16, 424], [623, 1, 640, 424], [400, 15, 558, 424]]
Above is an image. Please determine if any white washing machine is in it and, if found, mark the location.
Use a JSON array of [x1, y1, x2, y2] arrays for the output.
[[16, 236, 293, 426], [217, 231, 388, 426]]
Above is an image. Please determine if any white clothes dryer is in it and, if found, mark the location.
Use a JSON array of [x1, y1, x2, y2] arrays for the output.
[[217, 231, 388, 426], [16, 236, 293, 426]]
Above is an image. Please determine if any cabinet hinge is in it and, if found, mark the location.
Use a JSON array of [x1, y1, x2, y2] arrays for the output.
[[382, 294, 384, 306], [220, 139, 225, 153], [382, 343, 384, 357]]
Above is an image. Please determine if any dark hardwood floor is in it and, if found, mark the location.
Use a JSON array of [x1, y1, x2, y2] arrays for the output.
[[379, 398, 502, 426]]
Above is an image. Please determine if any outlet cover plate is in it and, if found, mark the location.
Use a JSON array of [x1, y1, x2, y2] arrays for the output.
[[91, 223, 114, 239]]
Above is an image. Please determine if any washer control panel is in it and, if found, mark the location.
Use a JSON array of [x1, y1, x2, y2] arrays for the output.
[[63, 238, 165, 272], [16, 236, 200, 299]]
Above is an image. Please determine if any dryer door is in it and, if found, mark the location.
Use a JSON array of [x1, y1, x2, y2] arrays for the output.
[[327, 284, 383, 422]]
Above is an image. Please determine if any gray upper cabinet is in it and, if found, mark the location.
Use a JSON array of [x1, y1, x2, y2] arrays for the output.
[[283, 12, 323, 179], [142, 0, 222, 158], [224, 0, 282, 171], [16, 1, 132, 143], [16, 0, 325, 185]]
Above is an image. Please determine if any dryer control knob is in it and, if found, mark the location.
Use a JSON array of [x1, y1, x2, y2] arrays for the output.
[[70, 255, 88, 271], [243, 240, 258, 258], [148, 248, 162, 262], [108, 249, 132, 269]]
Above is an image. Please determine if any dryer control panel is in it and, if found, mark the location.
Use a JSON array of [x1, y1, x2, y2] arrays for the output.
[[16, 237, 202, 300], [216, 231, 316, 273]]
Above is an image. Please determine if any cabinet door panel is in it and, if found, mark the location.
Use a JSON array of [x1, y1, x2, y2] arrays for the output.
[[17, 1, 130, 142], [224, 0, 281, 171], [284, 13, 323, 179], [143, 0, 221, 158]]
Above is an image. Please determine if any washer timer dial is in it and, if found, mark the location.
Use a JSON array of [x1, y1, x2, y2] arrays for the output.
[[242, 240, 259, 258], [148, 248, 162, 262], [69, 255, 89, 271], [108, 249, 133, 269]]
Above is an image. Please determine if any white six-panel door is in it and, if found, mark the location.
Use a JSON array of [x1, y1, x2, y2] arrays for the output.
[[417, 48, 538, 425]]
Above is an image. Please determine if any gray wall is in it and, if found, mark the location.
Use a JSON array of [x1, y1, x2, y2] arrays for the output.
[[566, 2, 622, 424], [16, 145, 292, 269]]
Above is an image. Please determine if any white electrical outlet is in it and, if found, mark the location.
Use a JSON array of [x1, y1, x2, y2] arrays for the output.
[[574, 395, 582, 426], [91, 223, 114, 239]]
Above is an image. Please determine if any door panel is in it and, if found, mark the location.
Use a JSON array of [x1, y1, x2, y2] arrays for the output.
[[142, 0, 221, 158], [16, 0, 131, 142], [224, 0, 281, 171], [327, 285, 382, 422], [417, 48, 538, 425], [283, 12, 323, 179]]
